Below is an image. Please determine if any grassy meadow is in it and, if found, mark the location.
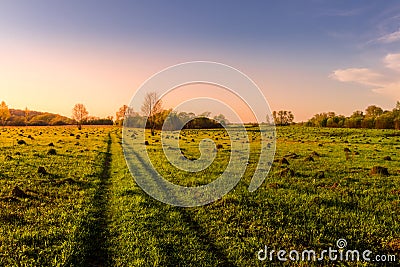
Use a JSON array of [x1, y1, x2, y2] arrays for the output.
[[0, 125, 399, 266]]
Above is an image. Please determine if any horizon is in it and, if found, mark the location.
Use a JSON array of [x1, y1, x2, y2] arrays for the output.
[[5, 99, 400, 124], [1, 1, 400, 122]]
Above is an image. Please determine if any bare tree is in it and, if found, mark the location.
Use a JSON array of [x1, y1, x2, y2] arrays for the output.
[[24, 107, 30, 126], [141, 92, 162, 135], [0, 101, 11, 127], [72, 103, 89, 130]]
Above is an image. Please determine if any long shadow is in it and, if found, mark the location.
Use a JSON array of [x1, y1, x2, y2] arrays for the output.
[[126, 146, 236, 266], [67, 133, 112, 266], [178, 208, 237, 267]]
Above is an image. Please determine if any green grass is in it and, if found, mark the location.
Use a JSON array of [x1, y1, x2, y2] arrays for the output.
[[0, 125, 399, 266], [0, 126, 113, 266]]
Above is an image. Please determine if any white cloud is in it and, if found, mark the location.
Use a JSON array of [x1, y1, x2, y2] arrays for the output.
[[330, 55, 400, 99], [375, 28, 400, 43], [384, 53, 400, 71], [330, 68, 383, 86]]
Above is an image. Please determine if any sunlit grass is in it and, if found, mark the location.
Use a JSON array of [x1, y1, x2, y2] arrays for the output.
[[0, 125, 399, 266]]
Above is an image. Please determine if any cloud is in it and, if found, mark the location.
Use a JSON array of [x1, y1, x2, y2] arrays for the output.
[[375, 28, 400, 43], [330, 55, 400, 99], [330, 68, 383, 86], [384, 53, 400, 71]]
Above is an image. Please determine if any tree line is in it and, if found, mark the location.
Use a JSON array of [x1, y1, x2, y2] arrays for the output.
[[0, 101, 113, 127], [306, 102, 400, 130], [0, 94, 229, 131], [1, 97, 399, 130]]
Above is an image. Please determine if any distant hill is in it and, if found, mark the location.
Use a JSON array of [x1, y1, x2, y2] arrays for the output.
[[8, 109, 73, 126]]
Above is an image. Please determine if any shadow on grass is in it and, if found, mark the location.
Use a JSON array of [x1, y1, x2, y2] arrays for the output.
[[66, 133, 112, 267], [127, 147, 236, 267]]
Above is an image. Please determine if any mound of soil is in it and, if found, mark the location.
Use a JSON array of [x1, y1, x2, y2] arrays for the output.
[[11, 185, 29, 198], [383, 156, 392, 161], [285, 153, 299, 159], [304, 156, 314, 162], [37, 166, 48, 175], [48, 142, 54, 146], [279, 158, 290, 165], [278, 168, 295, 177], [310, 151, 320, 157], [370, 166, 389, 176], [17, 140, 26, 145], [47, 149, 57, 155]]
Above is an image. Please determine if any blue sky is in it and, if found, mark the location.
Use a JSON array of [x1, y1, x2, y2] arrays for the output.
[[1, 1, 400, 121]]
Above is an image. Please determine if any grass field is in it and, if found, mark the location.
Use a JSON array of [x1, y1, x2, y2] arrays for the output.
[[0, 125, 399, 266]]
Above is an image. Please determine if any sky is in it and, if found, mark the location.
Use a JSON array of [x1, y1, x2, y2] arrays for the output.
[[1, 0, 400, 122]]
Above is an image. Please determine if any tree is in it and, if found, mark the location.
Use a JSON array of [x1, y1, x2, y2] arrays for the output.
[[394, 101, 400, 130], [265, 114, 272, 125], [154, 109, 172, 129], [116, 105, 129, 126], [375, 112, 394, 129], [272, 111, 277, 125], [365, 105, 383, 118], [163, 111, 182, 130], [273, 110, 294, 126], [0, 101, 11, 127], [24, 107, 30, 126], [213, 114, 229, 126], [345, 111, 364, 128], [199, 111, 211, 118], [287, 111, 294, 125], [72, 103, 89, 130], [141, 92, 163, 135]]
